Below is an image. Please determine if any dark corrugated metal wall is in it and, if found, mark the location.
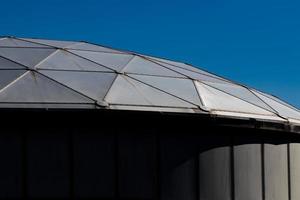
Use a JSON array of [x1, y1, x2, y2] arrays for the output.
[[0, 110, 299, 200]]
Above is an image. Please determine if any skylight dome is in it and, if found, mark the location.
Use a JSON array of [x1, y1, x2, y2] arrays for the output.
[[0, 36, 299, 126]]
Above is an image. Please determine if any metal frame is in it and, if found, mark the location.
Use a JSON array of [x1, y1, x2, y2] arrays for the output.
[[0, 36, 299, 131]]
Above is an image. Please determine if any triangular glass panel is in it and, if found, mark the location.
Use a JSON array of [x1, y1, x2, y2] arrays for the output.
[[40, 70, 116, 102], [104, 75, 150, 106], [129, 74, 201, 106], [254, 90, 299, 111], [195, 81, 276, 115], [252, 90, 300, 120], [105, 75, 196, 108], [146, 56, 193, 70], [203, 82, 275, 112], [0, 70, 27, 90], [147, 55, 227, 80], [0, 72, 94, 104], [0, 38, 48, 48], [146, 57, 230, 84], [0, 57, 27, 69], [70, 50, 134, 72], [121, 56, 185, 78], [20, 38, 78, 48], [36, 50, 114, 72], [0, 48, 56, 68], [67, 42, 122, 53]]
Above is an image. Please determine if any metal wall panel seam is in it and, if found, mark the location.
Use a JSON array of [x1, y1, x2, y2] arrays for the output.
[[21, 128, 28, 199], [68, 128, 75, 200], [261, 144, 265, 200], [287, 143, 291, 200], [231, 137, 235, 200], [155, 131, 161, 200], [195, 154, 200, 200], [114, 129, 120, 200]]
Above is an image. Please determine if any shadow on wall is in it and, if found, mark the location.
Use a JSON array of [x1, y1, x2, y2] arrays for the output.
[[0, 110, 299, 200], [162, 129, 300, 200]]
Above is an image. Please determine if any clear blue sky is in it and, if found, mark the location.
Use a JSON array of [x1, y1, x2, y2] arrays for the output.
[[1, 0, 300, 108]]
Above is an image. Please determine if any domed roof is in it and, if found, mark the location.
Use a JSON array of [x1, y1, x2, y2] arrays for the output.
[[0, 36, 299, 127]]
